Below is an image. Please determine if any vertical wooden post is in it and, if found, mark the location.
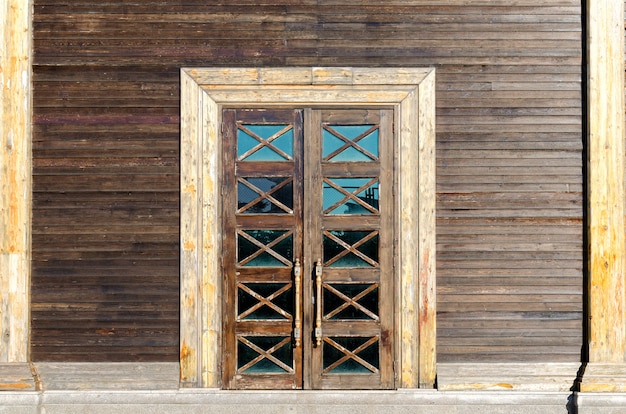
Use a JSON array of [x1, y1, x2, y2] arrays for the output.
[[580, 0, 626, 392], [0, 0, 32, 362]]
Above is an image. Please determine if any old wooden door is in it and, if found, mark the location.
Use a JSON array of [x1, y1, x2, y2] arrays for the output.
[[221, 108, 394, 390]]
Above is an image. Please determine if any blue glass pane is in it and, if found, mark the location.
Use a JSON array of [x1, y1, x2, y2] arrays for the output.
[[323, 178, 379, 215], [323, 125, 378, 162], [238, 125, 293, 161]]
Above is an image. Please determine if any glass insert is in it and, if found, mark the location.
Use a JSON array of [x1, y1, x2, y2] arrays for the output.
[[323, 231, 379, 268], [238, 230, 293, 267], [238, 283, 293, 320], [323, 125, 379, 162], [323, 284, 379, 320], [237, 336, 294, 374], [238, 177, 293, 214], [323, 336, 379, 374], [238, 124, 293, 161], [323, 178, 379, 215]]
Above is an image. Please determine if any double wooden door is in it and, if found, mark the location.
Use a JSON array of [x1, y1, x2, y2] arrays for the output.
[[221, 108, 395, 390]]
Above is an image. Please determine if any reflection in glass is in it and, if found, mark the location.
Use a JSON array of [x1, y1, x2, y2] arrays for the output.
[[238, 283, 293, 320], [323, 336, 379, 374], [323, 231, 379, 267], [238, 124, 293, 161], [323, 178, 379, 215], [323, 125, 379, 162], [324, 284, 378, 320], [238, 177, 293, 214], [238, 230, 293, 267], [237, 336, 293, 373]]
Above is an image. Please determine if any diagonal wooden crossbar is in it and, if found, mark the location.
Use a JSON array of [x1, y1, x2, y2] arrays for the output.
[[323, 283, 379, 321], [237, 336, 294, 374], [237, 282, 293, 320], [322, 124, 379, 162], [323, 230, 379, 267], [237, 123, 294, 161], [323, 336, 380, 374], [237, 230, 293, 267], [237, 177, 294, 214], [323, 177, 379, 215]]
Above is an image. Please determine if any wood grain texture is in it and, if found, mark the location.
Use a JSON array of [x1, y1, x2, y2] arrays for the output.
[[579, 0, 626, 391], [31, 1, 582, 365], [1, 0, 32, 363]]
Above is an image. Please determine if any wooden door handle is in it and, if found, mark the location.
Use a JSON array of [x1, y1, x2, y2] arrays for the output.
[[315, 259, 323, 346]]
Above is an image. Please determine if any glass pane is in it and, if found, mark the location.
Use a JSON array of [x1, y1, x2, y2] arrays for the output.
[[238, 124, 293, 161], [238, 177, 293, 214], [323, 337, 379, 374], [323, 125, 379, 162], [237, 336, 293, 374], [324, 284, 378, 320], [238, 283, 293, 320], [323, 178, 379, 215], [238, 230, 293, 267], [323, 231, 379, 268]]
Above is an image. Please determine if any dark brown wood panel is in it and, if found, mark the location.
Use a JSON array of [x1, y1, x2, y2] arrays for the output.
[[32, 1, 582, 363]]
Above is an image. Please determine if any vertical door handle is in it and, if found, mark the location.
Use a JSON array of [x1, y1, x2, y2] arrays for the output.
[[315, 259, 323, 346], [294, 259, 301, 347]]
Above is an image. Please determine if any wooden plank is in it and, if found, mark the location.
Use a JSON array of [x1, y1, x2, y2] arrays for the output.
[[31, 0, 584, 371], [0, 0, 31, 363], [581, 0, 626, 391], [437, 362, 580, 391]]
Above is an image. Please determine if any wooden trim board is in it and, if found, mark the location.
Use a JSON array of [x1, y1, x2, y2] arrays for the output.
[[180, 67, 437, 388]]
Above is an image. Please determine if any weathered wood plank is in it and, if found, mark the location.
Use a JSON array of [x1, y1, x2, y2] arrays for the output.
[[580, 0, 626, 391], [0, 0, 32, 364]]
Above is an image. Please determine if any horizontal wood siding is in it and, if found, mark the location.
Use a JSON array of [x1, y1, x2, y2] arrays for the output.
[[32, 1, 582, 362]]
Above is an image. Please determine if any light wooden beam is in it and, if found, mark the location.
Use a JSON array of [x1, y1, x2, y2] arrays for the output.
[[580, 0, 626, 392], [0, 0, 32, 362]]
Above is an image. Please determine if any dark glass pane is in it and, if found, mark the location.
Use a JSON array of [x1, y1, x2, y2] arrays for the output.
[[238, 283, 293, 320], [323, 231, 379, 267], [237, 336, 293, 373], [323, 178, 379, 215], [238, 124, 293, 161], [323, 125, 378, 162], [238, 177, 293, 214], [323, 337, 379, 374], [324, 284, 378, 320], [238, 230, 292, 267]]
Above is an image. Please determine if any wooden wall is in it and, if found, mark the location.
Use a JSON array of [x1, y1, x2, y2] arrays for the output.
[[31, 1, 583, 362]]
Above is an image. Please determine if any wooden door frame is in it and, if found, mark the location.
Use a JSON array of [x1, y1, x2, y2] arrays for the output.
[[180, 67, 436, 389]]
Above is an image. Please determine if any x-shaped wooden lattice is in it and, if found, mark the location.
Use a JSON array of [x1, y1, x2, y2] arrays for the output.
[[323, 124, 379, 162], [237, 230, 293, 267], [237, 282, 292, 320], [323, 283, 379, 321], [237, 123, 293, 161], [323, 230, 379, 267], [237, 336, 293, 374], [322, 336, 380, 374], [323, 177, 379, 215], [237, 177, 293, 214]]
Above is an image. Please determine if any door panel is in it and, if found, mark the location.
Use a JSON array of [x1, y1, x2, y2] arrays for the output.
[[222, 109, 304, 390], [222, 108, 393, 390], [307, 109, 394, 390]]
